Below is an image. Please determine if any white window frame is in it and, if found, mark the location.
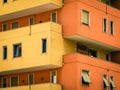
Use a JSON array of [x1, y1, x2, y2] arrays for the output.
[[51, 12, 57, 23], [28, 73, 34, 85], [50, 70, 57, 83], [81, 70, 91, 85], [103, 18, 108, 33], [103, 75, 109, 89], [110, 76, 116, 90], [2, 23, 8, 31], [10, 76, 19, 87], [81, 9, 90, 26]]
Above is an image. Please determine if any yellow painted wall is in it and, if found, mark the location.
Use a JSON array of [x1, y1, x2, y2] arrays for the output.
[[0, 0, 62, 15], [0, 22, 63, 72], [0, 83, 61, 90]]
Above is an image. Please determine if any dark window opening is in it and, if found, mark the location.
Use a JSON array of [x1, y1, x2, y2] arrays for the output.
[[103, 18, 107, 32], [51, 12, 57, 22], [2, 24, 7, 31], [29, 74, 34, 85], [11, 22, 18, 29], [88, 49, 97, 57], [110, 21, 114, 35], [3, 0, 7, 3], [3, 46, 7, 60], [2, 77, 7, 88], [42, 39, 47, 53], [13, 43, 22, 58], [11, 76, 18, 86], [106, 54, 109, 61]]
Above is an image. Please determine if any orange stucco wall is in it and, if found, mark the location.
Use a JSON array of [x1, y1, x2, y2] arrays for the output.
[[59, 0, 120, 48], [0, 10, 56, 32], [62, 53, 120, 90], [0, 69, 52, 88]]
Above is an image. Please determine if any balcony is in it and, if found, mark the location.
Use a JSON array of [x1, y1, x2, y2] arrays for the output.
[[0, 83, 62, 90], [63, 0, 120, 51], [0, 22, 63, 75], [0, 0, 63, 22], [64, 53, 120, 72]]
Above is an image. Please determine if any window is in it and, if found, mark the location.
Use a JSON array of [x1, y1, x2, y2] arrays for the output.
[[3, 46, 7, 60], [2, 24, 7, 31], [103, 75, 109, 89], [13, 43, 22, 58], [81, 70, 91, 85], [42, 39, 47, 53], [2, 77, 7, 88], [82, 10, 89, 25], [11, 76, 18, 86], [51, 71, 57, 83], [28, 74, 34, 85], [51, 12, 57, 22], [29, 17, 34, 25], [11, 22, 18, 29], [106, 54, 109, 61], [110, 76, 116, 90], [77, 44, 88, 55], [88, 49, 97, 57], [103, 18, 107, 33], [3, 0, 7, 3], [110, 21, 114, 35]]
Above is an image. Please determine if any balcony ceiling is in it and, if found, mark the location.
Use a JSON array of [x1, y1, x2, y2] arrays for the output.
[[66, 35, 120, 52], [0, 4, 60, 22], [0, 65, 59, 75]]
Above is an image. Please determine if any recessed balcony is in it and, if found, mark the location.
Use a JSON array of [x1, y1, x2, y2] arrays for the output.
[[0, 0, 63, 22], [0, 22, 62, 75], [64, 53, 120, 72], [0, 83, 62, 90]]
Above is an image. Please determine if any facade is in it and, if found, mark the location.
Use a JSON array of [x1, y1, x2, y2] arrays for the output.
[[0, 0, 120, 90]]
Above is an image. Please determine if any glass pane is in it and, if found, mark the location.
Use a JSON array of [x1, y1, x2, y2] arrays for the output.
[[12, 22, 18, 29], [11, 77, 18, 86]]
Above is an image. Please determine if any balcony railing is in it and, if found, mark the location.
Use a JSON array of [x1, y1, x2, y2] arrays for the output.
[[0, 0, 63, 22], [0, 22, 62, 75], [64, 53, 120, 72], [0, 83, 62, 90]]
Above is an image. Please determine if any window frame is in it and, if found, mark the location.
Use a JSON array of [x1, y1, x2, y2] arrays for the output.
[[110, 21, 114, 35], [51, 12, 57, 23], [103, 75, 109, 89], [50, 70, 57, 83], [81, 9, 90, 26], [103, 18, 107, 33], [28, 73, 34, 85], [2, 77, 7, 88], [11, 21, 19, 30], [3, 46, 7, 60], [42, 39, 47, 53], [29, 17, 35, 26], [81, 70, 91, 85], [10, 76, 19, 87], [110, 76, 116, 90], [13, 43, 22, 58], [2, 23, 8, 31]]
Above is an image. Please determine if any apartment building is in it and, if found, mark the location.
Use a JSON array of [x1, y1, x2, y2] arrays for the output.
[[0, 0, 120, 90]]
